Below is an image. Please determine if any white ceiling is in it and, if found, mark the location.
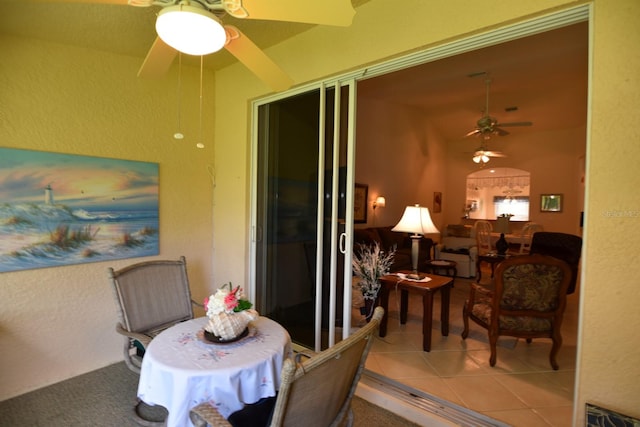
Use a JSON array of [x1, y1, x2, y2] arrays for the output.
[[2, 2, 588, 145]]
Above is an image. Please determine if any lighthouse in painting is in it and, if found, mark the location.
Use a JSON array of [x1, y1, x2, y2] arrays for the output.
[[44, 184, 54, 205]]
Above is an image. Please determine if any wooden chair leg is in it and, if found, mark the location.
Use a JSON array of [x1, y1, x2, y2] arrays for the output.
[[489, 333, 498, 366], [461, 305, 470, 339], [549, 334, 563, 370]]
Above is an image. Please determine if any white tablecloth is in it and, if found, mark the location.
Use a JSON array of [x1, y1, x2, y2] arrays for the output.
[[137, 316, 291, 427]]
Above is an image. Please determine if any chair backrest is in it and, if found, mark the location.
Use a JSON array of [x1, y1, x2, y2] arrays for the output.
[[529, 232, 582, 294], [108, 256, 195, 334], [493, 254, 572, 330], [474, 221, 493, 255], [270, 307, 384, 427], [519, 222, 544, 254]]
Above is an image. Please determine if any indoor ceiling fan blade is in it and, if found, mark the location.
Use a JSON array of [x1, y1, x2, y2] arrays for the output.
[[224, 26, 293, 92], [494, 127, 510, 137], [485, 151, 507, 158], [137, 37, 177, 78], [499, 121, 533, 127], [465, 129, 481, 138], [223, 0, 356, 26]]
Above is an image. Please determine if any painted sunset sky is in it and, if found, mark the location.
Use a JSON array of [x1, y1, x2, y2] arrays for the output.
[[0, 148, 158, 211]]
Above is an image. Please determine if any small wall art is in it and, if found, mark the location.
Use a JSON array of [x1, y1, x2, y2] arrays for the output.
[[0, 147, 159, 273], [540, 194, 563, 212], [354, 183, 368, 224], [433, 192, 442, 213]]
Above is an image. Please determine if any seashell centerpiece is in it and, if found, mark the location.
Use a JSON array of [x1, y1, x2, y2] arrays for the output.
[[204, 283, 258, 342]]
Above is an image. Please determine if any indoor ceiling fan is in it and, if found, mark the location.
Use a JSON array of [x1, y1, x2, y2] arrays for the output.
[[61, 0, 357, 91], [465, 77, 533, 139], [472, 142, 506, 164]]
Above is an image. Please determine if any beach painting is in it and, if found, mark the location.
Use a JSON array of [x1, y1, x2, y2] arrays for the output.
[[0, 147, 159, 273]]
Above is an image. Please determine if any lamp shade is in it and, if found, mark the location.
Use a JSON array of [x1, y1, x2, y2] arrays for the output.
[[391, 205, 439, 235], [156, 5, 227, 56], [495, 216, 511, 234], [374, 196, 386, 208]]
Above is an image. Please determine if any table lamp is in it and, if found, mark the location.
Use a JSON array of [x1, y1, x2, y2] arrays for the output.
[[392, 204, 440, 278]]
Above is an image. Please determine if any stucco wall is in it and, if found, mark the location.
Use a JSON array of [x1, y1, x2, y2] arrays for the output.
[[0, 35, 216, 399]]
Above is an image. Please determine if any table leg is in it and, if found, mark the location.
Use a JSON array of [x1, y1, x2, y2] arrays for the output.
[[421, 292, 434, 352], [400, 289, 409, 324], [440, 285, 451, 336], [378, 285, 390, 337]]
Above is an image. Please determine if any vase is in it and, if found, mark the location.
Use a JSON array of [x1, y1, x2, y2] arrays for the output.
[[361, 297, 380, 323], [204, 309, 259, 341], [496, 233, 509, 255]]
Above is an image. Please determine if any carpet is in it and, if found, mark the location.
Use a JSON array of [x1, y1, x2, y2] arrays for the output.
[[0, 362, 418, 427]]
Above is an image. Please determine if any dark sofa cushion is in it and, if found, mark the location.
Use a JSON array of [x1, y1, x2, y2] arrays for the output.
[[376, 226, 408, 251], [353, 228, 381, 247]]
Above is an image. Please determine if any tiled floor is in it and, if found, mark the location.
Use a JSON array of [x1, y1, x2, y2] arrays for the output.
[[356, 271, 578, 426]]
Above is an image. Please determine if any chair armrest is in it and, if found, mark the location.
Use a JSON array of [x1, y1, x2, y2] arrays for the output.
[[190, 402, 232, 427], [115, 323, 152, 347], [191, 299, 204, 309], [469, 282, 493, 300]]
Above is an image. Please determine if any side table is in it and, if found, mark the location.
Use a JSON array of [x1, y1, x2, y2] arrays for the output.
[[476, 253, 509, 282], [378, 271, 453, 352], [423, 259, 457, 283]]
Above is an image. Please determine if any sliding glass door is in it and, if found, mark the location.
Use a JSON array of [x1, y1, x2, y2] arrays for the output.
[[251, 81, 356, 351]]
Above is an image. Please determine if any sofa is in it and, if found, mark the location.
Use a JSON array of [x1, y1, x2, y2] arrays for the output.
[[434, 224, 478, 278], [353, 226, 434, 273]]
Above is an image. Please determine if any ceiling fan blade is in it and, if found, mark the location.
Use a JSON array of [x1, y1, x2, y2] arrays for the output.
[[499, 121, 533, 127], [485, 151, 507, 158], [465, 129, 481, 138], [494, 127, 510, 137], [224, 26, 293, 91], [39, 0, 133, 4], [137, 37, 177, 78], [223, 0, 356, 26]]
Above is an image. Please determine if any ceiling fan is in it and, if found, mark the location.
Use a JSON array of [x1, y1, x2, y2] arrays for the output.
[[63, 0, 357, 91], [472, 142, 506, 164], [465, 77, 533, 139]]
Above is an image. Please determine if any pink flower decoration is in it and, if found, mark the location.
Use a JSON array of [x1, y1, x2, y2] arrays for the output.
[[224, 293, 238, 311]]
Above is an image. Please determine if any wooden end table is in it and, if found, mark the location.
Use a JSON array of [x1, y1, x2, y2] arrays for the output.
[[476, 253, 509, 282], [378, 271, 453, 352], [423, 259, 457, 282]]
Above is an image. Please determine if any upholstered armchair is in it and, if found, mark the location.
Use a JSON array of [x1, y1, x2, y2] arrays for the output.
[[462, 254, 572, 370]]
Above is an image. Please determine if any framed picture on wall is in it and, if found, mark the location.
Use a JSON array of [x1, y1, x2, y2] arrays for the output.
[[541, 194, 563, 212], [354, 183, 368, 223], [433, 191, 442, 213], [0, 147, 159, 273]]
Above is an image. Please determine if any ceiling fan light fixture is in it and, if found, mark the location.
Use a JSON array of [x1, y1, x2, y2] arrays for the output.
[[156, 5, 226, 56], [473, 153, 490, 164]]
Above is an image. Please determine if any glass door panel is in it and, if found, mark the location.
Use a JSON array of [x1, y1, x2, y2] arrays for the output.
[[254, 83, 354, 351]]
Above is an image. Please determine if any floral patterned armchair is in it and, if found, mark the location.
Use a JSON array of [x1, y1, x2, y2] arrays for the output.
[[462, 254, 572, 370]]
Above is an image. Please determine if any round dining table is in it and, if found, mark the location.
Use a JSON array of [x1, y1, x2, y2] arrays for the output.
[[137, 316, 291, 427]]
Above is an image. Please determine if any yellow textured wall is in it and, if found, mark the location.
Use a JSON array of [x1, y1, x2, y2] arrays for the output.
[[576, 0, 640, 420], [211, 1, 640, 425], [0, 35, 215, 399]]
